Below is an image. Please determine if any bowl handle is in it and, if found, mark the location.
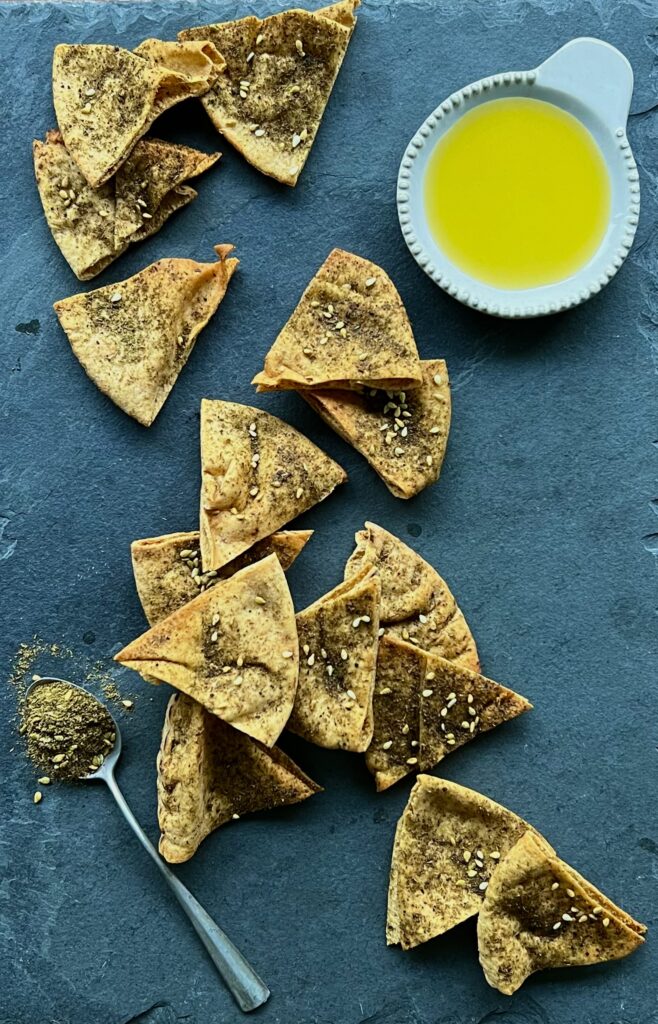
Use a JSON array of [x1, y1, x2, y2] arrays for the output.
[[535, 37, 633, 130]]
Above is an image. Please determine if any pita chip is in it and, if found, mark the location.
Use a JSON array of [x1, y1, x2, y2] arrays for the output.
[[132, 528, 313, 626], [178, 2, 359, 186], [305, 360, 450, 498], [34, 131, 220, 280], [288, 566, 380, 751], [115, 554, 298, 746], [200, 398, 346, 572], [53, 41, 224, 187], [253, 249, 422, 392], [345, 522, 479, 671], [53, 245, 237, 426], [157, 692, 320, 862], [478, 831, 646, 994], [387, 776, 549, 949], [366, 636, 531, 791]]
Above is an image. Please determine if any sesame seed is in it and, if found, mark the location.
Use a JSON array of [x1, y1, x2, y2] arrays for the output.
[[38, 777, 50, 785], [232, 813, 240, 820], [426, 455, 433, 466], [434, 373, 442, 385], [566, 888, 575, 898], [430, 426, 441, 434], [461, 721, 470, 729], [463, 851, 472, 862], [478, 881, 488, 891], [222, 666, 231, 673], [378, 627, 385, 637], [426, 671, 435, 681], [250, 486, 259, 497], [469, 721, 476, 732], [467, 694, 474, 704], [422, 689, 434, 698], [440, 708, 448, 718], [81, 102, 92, 114], [234, 675, 243, 685], [303, 644, 310, 655], [419, 613, 428, 624], [592, 905, 603, 915], [602, 917, 610, 927], [446, 737, 456, 745], [467, 868, 477, 878], [382, 740, 393, 750], [247, 51, 255, 62], [579, 915, 588, 923], [255, 596, 266, 605], [292, 133, 302, 148], [296, 487, 303, 498], [346, 689, 356, 700], [33, 790, 43, 804], [254, 128, 266, 137], [110, 292, 122, 303], [379, 687, 391, 695], [307, 654, 315, 666], [122, 699, 134, 710], [406, 757, 418, 765], [447, 691, 456, 699], [282, 650, 294, 659], [410, 739, 419, 747], [212, 613, 220, 625], [447, 698, 457, 708], [295, 38, 305, 55], [341, 648, 348, 660], [352, 618, 361, 628], [468, 706, 477, 716], [326, 665, 334, 676], [553, 921, 562, 930], [240, 91, 247, 99], [320, 648, 327, 659], [85, 87, 96, 96], [490, 851, 501, 860], [562, 913, 573, 922], [361, 615, 371, 623], [551, 882, 560, 890], [365, 277, 376, 288], [59, 189, 68, 199], [394, 446, 404, 456], [401, 723, 409, 734], [211, 630, 218, 642], [256, 33, 264, 44], [237, 655, 244, 668]]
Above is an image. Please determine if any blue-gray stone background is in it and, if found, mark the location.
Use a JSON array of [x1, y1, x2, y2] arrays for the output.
[[1, 1, 657, 1022]]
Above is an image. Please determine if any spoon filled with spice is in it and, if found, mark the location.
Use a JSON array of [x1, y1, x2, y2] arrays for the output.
[[22, 677, 270, 1013]]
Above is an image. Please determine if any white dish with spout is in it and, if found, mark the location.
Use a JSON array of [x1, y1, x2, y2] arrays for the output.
[[397, 37, 640, 318]]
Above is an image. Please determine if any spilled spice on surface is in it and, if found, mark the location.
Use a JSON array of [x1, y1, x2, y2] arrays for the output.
[[22, 680, 116, 780]]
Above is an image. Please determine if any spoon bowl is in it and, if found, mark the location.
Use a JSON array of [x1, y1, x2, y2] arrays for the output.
[[25, 677, 270, 1013]]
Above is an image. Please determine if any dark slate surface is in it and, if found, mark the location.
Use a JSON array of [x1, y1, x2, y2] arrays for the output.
[[1, 1, 657, 1022]]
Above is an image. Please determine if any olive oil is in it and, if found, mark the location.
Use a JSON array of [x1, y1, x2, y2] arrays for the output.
[[424, 97, 611, 290]]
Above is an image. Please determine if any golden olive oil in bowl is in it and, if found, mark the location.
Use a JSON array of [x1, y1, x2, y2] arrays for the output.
[[398, 38, 639, 318], [424, 97, 611, 291]]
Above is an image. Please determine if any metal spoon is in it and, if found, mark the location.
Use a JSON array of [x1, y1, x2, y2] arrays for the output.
[[26, 677, 270, 1013]]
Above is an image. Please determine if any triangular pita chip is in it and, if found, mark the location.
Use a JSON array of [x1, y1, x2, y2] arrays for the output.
[[387, 776, 550, 950], [115, 554, 298, 746], [366, 635, 531, 791], [157, 692, 321, 862], [178, 2, 359, 186], [200, 398, 346, 571], [132, 528, 313, 626], [304, 360, 450, 498], [53, 41, 224, 186], [53, 245, 238, 426], [288, 565, 380, 751], [253, 249, 422, 392], [345, 522, 479, 671], [478, 831, 646, 994], [34, 130, 220, 280]]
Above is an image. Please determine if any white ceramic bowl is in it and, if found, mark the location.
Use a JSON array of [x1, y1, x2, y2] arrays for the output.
[[397, 38, 640, 318]]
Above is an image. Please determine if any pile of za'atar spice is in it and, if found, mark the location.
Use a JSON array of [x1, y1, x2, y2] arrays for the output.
[[21, 680, 116, 780]]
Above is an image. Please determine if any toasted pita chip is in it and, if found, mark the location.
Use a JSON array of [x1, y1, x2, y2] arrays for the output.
[[387, 776, 550, 949], [288, 565, 380, 751], [53, 245, 237, 426], [132, 528, 312, 626], [115, 554, 297, 746], [178, 2, 358, 186], [366, 636, 530, 791], [200, 398, 346, 572], [34, 130, 220, 280], [304, 360, 449, 498], [253, 249, 422, 392], [53, 41, 223, 187], [478, 831, 646, 994], [345, 522, 479, 671], [157, 692, 320, 862]]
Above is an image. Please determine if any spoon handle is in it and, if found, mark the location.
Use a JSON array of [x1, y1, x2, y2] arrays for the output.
[[104, 770, 270, 1013]]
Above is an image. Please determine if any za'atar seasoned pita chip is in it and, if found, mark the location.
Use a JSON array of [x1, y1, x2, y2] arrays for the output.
[[478, 831, 646, 994], [288, 565, 380, 751], [115, 554, 297, 746], [253, 249, 422, 392], [34, 131, 220, 280], [200, 398, 346, 572], [53, 245, 237, 426], [53, 40, 224, 187], [387, 776, 550, 950], [132, 528, 312, 626], [304, 360, 450, 498], [178, 1, 359, 186], [366, 635, 531, 791], [157, 692, 320, 862], [345, 522, 479, 671]]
